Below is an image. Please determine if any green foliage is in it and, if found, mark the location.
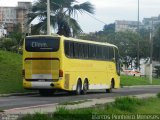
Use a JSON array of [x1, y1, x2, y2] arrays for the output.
[[0, 24, 24, 53], [102, 23, 115, 34], [79, 27, 152, 69], [79, 30, 150, 59], [154, 65, 160, 78], [28, 0, 95, 36], [157, 92, 160, 98], [121, 75, 160, 86], [19, 97, 160, 120], [153, 24, 160, 61], [0, 50, 26, 94], [0, 38, 17, 52], [113, 97, 143, 112], [18, 113, 52, 120]]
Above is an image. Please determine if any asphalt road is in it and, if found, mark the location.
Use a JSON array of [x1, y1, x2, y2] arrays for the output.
[[0, 87, 160, 110]]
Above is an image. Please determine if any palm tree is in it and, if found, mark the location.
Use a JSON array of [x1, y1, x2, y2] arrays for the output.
[[28, 0, 95, 36]]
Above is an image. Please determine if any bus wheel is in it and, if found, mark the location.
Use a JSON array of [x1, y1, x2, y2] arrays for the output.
[[75, 80, 82, 95], [39, 89, 55, 96], [106, 80, 114, 93], [82, 80, 88, 95]]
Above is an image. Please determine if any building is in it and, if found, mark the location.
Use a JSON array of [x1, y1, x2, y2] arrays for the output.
[[142, 15, 160, 30], [0, 2, 31, 36], [115, 20, 141, 32], [115, 15, 160, 33], [0, 25, 7, 38]]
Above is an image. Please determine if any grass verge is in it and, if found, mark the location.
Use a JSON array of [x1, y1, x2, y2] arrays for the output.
[[19, 94, 160, 120], [0, 50, 26, 94], [121, 75, 160, 86]]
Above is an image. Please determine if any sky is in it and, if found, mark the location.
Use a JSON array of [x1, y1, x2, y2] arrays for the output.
[[1, 0, 160, 33]]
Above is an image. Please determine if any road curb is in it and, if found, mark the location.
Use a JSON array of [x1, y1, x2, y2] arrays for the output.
[[0, 92, 38, 97], [122, 85, 160, 88]]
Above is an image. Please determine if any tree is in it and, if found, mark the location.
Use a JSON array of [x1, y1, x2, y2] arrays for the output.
[[153, 24, 160, 61], [0, 24, 24, 53], [79, 29, 151, 69], [103, 23, 115, 34], [0, 38, 17, 52], [28, 0, 95, 36]]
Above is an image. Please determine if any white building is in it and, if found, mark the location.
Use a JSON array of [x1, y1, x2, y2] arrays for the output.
[[115, 20, 141, 32], [0, 24, 7, 38], [142, 15, 160, 30]]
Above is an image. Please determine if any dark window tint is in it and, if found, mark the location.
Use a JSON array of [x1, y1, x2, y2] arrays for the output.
[[96, 45, 103, 59], [83, 44, 89, 58], [108, 47, 114, 60], [64, 40, 116, 61], [64, 41, 69, 56], [25, 37, 60, 52], [89, 44, 96, 59], [74, 42, 79, 58], [115, 48, 119, 61], [64, 41, 74, 57], [103, 47, 109, 60], [115, 48, 120, 75]]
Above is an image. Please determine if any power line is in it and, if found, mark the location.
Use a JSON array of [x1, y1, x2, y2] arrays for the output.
[[84, 11, 107, 25], [50, 1, 107, 25]]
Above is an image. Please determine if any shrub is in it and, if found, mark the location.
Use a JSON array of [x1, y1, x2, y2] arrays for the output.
[[157, 92, 160, 98], [113, 97, 143, 112], [0, 38, 17, 51]]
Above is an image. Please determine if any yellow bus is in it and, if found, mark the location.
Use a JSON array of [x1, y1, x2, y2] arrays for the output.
[[23, 35, 120, 96]]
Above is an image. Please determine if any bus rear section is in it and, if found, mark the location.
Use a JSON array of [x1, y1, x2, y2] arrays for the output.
[[23, 36, 63, 96]]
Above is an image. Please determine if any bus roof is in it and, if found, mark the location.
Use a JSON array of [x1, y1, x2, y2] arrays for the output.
[[26, 35, 118, 48]]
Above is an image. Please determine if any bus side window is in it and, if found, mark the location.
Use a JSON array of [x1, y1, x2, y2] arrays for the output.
[[108, 47, 114, 61], [83, 43, 89, 59], [93, 45, 96, 59], [74, 42, 79, 58], [115, 48, 120, 75], [115, 48, 118, 61], [88, 44, 92, 59], [103, 46, 109, 60], [79, 43, 84, 59], [69, 42, 74, 58], [102, 46, 106, 60], [64, 41, 70, 57], [96, 45, 102, 60]]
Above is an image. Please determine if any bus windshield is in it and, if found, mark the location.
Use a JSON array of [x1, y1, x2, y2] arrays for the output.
[[25, 37, 60, 52]]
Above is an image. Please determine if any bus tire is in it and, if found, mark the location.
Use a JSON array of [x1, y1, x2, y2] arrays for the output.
[[106, 80, 114, 93], [75, 80, 82, 95], [39, 89, 55, 96], [82, 80, 88, 95]]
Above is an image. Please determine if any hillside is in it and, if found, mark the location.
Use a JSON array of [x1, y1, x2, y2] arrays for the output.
[[0, 50, 25, 94]]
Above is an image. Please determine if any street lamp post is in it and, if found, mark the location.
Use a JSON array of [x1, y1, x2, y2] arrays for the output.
[[137, 0, 140, 70], [149, 20, 153, 84], [47, 0, 51, 35]]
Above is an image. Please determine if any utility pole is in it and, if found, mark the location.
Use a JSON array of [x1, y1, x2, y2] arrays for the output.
[[47, 0, 51, 35], [149, 20, 153, 84], [137, 0, 140, 70]]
